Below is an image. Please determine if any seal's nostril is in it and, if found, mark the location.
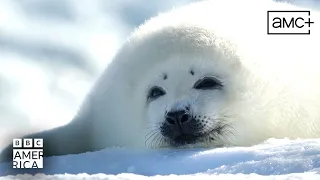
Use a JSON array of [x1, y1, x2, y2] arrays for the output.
[[166, 117, 176, 125], [165, 109, 191, 125], [180, 114, 189, 124]]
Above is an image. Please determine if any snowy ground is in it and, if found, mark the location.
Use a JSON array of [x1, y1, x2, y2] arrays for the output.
[[0, 138, 320, 179]]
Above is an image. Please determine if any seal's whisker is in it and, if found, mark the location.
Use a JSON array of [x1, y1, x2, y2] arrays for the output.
[[145, 128, 161, 148], [145, 132, 157, 144], [145, 129, 159, 138], [152, 134, 162, 149]]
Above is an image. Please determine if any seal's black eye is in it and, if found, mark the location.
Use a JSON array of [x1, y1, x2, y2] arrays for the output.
[[147, 86, 166, 101], [193, 76, 222, 90]]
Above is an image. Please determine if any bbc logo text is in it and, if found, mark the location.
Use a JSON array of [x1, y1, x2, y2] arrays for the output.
[[12, 138, 43, 169]]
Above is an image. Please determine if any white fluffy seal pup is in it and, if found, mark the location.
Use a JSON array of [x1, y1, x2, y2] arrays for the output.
[[1, 0, 320, 162]]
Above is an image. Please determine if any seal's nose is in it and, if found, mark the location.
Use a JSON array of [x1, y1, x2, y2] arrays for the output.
[[162, 108, 198, 145], [165, 109, 191, 125]]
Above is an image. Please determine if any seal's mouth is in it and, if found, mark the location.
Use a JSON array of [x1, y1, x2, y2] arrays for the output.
[[158, 114, 229, 148], [159, 117, 216, 147], [173, 134, 199, 145]]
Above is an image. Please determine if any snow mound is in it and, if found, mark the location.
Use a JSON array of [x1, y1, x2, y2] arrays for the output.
[[0, 138, 319, 179]]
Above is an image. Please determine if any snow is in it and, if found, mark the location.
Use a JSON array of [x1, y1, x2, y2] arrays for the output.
[[0, 138, 319, 179], [1, 173, 320, 180]]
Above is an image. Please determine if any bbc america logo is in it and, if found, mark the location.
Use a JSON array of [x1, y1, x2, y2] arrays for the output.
[[12, 138, 44, 169]]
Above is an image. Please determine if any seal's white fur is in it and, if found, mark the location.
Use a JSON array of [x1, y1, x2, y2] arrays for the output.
[[1, 0, 320, 159]]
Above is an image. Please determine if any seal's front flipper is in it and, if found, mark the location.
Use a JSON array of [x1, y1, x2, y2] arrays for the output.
[[0, 121, 94, 163]]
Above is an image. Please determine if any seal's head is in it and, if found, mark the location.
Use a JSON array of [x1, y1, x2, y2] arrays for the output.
[[125, 22, 247, 148], [114, 2, 257, 148], [140, 51, 244, 148]]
